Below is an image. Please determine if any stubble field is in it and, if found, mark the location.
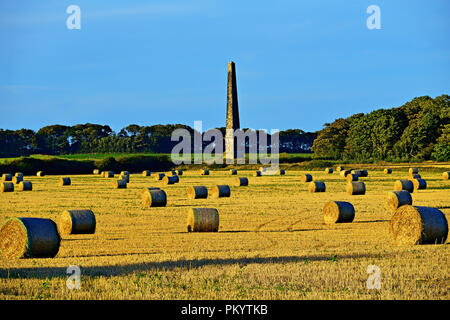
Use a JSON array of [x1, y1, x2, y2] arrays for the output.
[[0, 166, 449, 300]]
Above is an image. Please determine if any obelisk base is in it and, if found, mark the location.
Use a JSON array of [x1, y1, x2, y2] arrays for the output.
[[225, 129, 235, 164]]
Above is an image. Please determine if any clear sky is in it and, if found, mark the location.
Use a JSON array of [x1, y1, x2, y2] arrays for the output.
[[1, 1, 449, 133]]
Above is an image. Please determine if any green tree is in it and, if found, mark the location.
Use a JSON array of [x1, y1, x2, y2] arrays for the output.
[[36, 125, 71, 154], [431, 124, 450, 161], [312, 116, 360, 159]]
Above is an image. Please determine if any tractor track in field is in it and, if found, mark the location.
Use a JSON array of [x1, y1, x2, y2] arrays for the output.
[[253, 218, 279, 232], [252, 216, 314, 251], [285, 217, 311, 232], [253, 218, 279, 250]]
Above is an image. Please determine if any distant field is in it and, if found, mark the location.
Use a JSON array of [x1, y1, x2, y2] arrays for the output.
[[0, 153, 165, 163], [0, 153, 313, 163], [0, 166, 449, 299]]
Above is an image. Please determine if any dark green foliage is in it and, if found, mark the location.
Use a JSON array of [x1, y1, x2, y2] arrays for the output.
[[0, 129, 37, 157], [0, 155, 172, 175], [94, 157, 119, 172], [279, 129, 317, 153], [0, 123, 315, 157], [115, 155, 172, 172], [92, 155, 173, 173], [312, 95, 449, 161], [1, 95, 447, 162], [431, 124, 450, 161], [0, 157, 94, 175], [35, 125, 72, 155], [311, 116, 360, 160]]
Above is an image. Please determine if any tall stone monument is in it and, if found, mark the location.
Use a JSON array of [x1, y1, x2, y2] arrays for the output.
[[225, 61, 240, 161]]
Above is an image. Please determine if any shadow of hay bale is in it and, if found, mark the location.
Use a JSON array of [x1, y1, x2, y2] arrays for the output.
[[0, 253, 397, 279]]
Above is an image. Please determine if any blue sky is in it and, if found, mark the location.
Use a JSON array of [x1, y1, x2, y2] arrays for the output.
[[1, 1, 449, 133]]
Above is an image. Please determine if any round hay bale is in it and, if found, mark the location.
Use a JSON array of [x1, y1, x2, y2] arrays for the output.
[[187, 208, 219, 232], [58, 210, 96, 235], [351, 170, 363, 177], [142, 170, 151, 176], [1, 182, 14, 192], [200, 169, 210, 175], [408, 168, 419, 175], [2, 173, 12, 182], [394, 180, 414, 193], [93, 169, 100, 175], [141, 187, 160, 196], [36, 171, 44, 177], [253, 171, 262, 177], [120, 171, 130, 176], [409, 174, 421, 180], [114, 179, 127, 189], [323, 201, 355, 224], [0, 217, 60, 259], [385, 190, 412, 212], [360, 169, 368, 177], [15, 172, 24, 178], [154, 173, 165, 181], [412, 178, 427, 190], [105, 171, 114, 178], [278, 169, 285, 175], [229, 169, 237, 175], [336, 166, 344, 172], [340, 170, 351, 177], [59, 177, 71, 186], [442, 171, 449, 180], [346, 173, 359, 182], [177, 170, 183, 176], [235, 177, 248, 186], [119, 174, 129, 183], [18, 181, 32, 191], [166, 170, 177, 177], [162, 175, 178, 185], [308, 181, 325, 193], [142, 189, 167, 207], [12, 176, 23, 184], [346, 181, 366, 195], [100, 172, 105, 177], [324, 168, 333, 174], [188, 186, 208, 199], [211, 185, 231, 198], [384, 168, 392, 174], [301, 174, 313, 183], [389, 205, 448, 245]]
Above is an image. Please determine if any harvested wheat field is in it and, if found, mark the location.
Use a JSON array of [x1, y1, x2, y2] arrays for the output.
[[0, 167, 449, 300]]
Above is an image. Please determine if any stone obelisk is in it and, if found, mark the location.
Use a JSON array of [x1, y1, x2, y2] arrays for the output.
[[225, 61, 240, 161]]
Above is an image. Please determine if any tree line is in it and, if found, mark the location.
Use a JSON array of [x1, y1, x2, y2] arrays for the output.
[[2, 94, 447, 161], [311, 95, 450, 161], [0, 124, 316, 157]]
